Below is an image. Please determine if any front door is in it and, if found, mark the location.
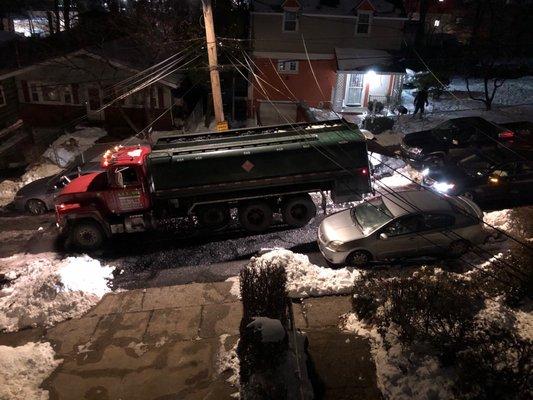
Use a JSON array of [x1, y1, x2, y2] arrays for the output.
[[344, 74, 364, 107], [86, 86, 104, 121]]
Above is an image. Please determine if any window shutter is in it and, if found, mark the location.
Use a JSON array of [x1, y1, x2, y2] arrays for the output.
[[72, 83, 80, 104], [21, 80, 30, 102]]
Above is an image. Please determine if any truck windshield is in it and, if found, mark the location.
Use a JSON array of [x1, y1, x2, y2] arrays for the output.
[[350, 199, 393, 234]]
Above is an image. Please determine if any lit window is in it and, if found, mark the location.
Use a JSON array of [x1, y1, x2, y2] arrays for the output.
[[30, 83, 40, 102], [42, 85, 61, 102], [434, 19, 440, 27], [283, 11, 298, 32], [277, 60, 299, 74], [356, 12, 372, 35], [0, 85, 5, 107]]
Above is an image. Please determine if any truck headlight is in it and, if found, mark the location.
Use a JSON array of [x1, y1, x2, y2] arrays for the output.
[[433, 182, 455, 193], [327, 240, 344, 251]]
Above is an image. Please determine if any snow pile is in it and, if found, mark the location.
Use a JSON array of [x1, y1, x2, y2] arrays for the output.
[[0, 253, 114, 332], [483, 209, 520, 235], [229, 249, 361, 299], [43, 126, 106, 167], [0, 341, 62, 400], [376, 165, 422, 189], [216, 334, 240, 397], [0, 163, 62, 207], [343, 314, 455, 400]]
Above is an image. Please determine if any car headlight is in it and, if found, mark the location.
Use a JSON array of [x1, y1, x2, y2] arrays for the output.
[[433, 182, 455, 193], [326, 240, 345, 251], [408, 147, 423, 155]]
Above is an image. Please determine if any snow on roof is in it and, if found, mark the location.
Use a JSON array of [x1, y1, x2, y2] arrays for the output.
[[252, 0, 405, 17]]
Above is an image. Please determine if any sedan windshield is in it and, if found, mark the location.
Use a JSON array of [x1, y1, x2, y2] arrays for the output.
[[350, 199, 394, 234]]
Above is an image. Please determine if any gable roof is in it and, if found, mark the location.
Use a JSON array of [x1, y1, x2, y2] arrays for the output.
[[0, 38, 183, 88], [252, 0, 406, 17]]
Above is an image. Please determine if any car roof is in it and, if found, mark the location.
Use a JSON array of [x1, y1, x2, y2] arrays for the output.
[[382, 190, 454, 217]]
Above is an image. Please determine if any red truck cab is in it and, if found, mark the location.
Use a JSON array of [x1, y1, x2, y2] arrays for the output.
[[55, 145, 152, 248]]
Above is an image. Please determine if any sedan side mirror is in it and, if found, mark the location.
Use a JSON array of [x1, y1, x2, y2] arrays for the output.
[[379, 233, 388, 240]]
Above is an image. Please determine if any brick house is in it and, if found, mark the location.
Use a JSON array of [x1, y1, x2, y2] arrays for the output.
[[0, 42, 183, 133], [250, 0, 408, 123]]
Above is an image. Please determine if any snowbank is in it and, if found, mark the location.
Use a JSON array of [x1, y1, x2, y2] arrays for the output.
[[0, 253, 114, 332], [0, 341, 62, 400], [342, 314, 456, 400], [228, 249, 361, 299], [43, 126, 106, 167], [0, 163, 62, 207]]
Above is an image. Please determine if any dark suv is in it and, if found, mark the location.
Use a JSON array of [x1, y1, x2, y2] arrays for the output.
[[422, 150, 533, 206], [400, 117, 519, 168]]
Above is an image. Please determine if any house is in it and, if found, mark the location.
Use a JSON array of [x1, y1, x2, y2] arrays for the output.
[[0, 41, 184, 133], [250, 0, 408, 123], [403, 0, 469, 44]]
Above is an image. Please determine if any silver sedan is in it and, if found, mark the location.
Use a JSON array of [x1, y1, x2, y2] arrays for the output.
[[318, 189, 487, 266]]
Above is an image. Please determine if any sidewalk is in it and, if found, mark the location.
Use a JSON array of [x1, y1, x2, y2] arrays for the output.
[[0, 282, 381, 400]]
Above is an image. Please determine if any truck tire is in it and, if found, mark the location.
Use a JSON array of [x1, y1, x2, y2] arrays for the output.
[[238, 201, 273, 232], [196, 205, 230, 228], [281, 195, 316, 227], [70, 221, 104, 251]]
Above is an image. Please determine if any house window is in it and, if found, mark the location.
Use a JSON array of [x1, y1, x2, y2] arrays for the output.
[[277, 60, 299, 74], [30, 83, 40, 102], [42, 85, 61, 102], [434, 19, 440, 27], [283, 11, 298, 32], [0, 85, 5, 107], [356, 12, 372, 35]]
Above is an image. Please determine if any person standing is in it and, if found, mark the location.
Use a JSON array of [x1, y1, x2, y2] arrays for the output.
[[413, 88, 429, 119]]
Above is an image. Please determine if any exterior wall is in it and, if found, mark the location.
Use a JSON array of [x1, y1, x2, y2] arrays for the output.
[[251, 57, 337, 117], [253, 13, 405, 55], [0, 77, 20, 129], [19, 104, 85, 127]]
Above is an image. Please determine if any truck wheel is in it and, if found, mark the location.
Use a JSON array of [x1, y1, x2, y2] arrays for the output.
[[238, 201, 273, 232], [26, 199, 47, 215], [70, 221, 104, 251], [196, 205, 230, 228], [281, 195, 317, 228]]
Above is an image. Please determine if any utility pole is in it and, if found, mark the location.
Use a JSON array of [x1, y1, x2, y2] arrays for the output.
[[201, 0, 228, 131]]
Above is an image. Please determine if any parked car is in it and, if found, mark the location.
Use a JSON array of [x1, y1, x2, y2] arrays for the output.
[[400, 117, 523, 168], [13, 162, 102, 215], [422, 150, 533, 206], [318, 189, 487, 266]]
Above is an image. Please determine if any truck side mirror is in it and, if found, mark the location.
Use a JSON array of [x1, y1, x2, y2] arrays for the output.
[[115, 171, 125, 188], [379, 233, 388, 240]]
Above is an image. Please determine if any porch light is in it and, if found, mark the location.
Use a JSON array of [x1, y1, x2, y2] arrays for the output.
[[365, 70, 379, 87]]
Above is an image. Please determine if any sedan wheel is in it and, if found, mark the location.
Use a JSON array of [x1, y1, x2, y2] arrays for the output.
[[26, 199, 47, 215], [346, 251, 371, 267]]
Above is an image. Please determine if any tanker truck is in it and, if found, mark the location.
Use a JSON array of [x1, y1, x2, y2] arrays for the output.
[[54, 120, 371, 250]]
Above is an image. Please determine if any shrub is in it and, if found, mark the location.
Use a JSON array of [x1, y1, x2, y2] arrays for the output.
[[237, 256, 289, 398], [352, 267, 533, 400], [362, 116, 394, 134]]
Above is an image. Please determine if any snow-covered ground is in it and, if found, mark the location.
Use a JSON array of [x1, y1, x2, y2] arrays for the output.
[[0, 253, 114, 332], [227, 248, 361, 299], [0, 341, 62, 400]]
